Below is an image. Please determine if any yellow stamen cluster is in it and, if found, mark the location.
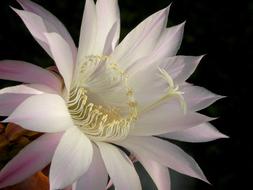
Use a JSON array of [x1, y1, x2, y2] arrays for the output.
[[68, 56, 138, 142]]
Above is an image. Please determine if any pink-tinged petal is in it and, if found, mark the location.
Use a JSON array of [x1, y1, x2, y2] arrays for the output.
[[45, 33, 73, 91], [0, 84, 45, 116], [95, 0, 120, 54], [0, 133, 62, 188], [0, 60, 62, 92], [11, 8, 52, 56], [16, 0, 77, 62], [0, 85, 44, 95], [3, 94, 73, 133], [182, 84, 225, 111], [137, 155, 171, 190], [103, 21, 120, 55], [112, 6, 170, 70], [130, 99, 213, 136], [96, 142, 142, 190], [78, 0, 97, 61], [160, 123, 228, 142], [74, 144, 107, 190], [0, 94, 32, 116], [50, 127, 93, 190], [163, 55, 204, 84], [152, 22, 185, 59], [117, 136, 209, 183]]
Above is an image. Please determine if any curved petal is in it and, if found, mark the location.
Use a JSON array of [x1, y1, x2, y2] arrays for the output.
[[3, 94, 73, 133], [0, 94, 31, 116], [0, 133, 62, 188], [182, 84, 225, 111], [74, 144, 107, 190], [160, 123, 228, 142], [16, 0, 77, 61], [95, 0, 120, 54], [130, 99, 213, 136], [117, 136, 209, 183], [50, 127, 93, 190], [77, 0, 97, 61], [96, 142, 142, 190], [0, 60, 62, 92], [0, 84, 44, 116], [137, 155, 171, 190], [45, 32, 73, 92], [112, 6, 170, 70], [0, 84, 44, 95]]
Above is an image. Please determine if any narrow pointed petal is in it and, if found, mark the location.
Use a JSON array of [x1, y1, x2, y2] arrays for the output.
[[45, 33, 73, 91], [163, 55, 204, 84], [11, 8, 52, 57], [117, 136, 209, 183], [95, 0, 120, 54], [78, 0, 97, 61], [103, 21, 120, 55], [0, 60, 62, 92], [152, 22, 185, 59], [4, 94, 73, 133], [50, 127, 93, 190], [137, 155, 171, 190], [74, 144, 107, 190], [112, 6, 170, 70], [160, 123, 228, 142], [97, 142, 142, 190], [130, 100, 213, 136], [182, 84, 225, 111], [16, 0, 77, 61], [0, 133, 62, 188]]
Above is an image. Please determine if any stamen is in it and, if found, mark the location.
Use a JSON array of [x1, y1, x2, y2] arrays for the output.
[[68, 55, 138, 142]]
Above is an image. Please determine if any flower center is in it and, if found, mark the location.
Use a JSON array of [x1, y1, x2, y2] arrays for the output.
[[68, 55, 138, 142]]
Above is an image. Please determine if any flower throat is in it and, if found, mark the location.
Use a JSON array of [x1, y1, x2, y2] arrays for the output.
[[67, 55, 138, 142]]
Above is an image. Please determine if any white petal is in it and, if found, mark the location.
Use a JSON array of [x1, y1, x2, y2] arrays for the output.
[[117, 136, 209, 183], [0, 93, 32, 116], [103, 21, 120, 55], [182, 84, 225, 111], [137, 155, 171, 190], [130, 99, 213, 136], [45, 32, 73, 91], [74, 144, 107, 190], [95, 0, 120, 54], [11, 8, 51, 56], [0, 84, 45, 116], [50, 127, 93, 190], [16, 0, 77, 61], [160, 123, 228, 142], [78, 0, 97, 61], [0, 60, 62, 92], [0, 133, 62, 188], [0, 84, 44, 95], [4, 94, 73, 133], [163, 55, 204, 84], [112, 6, 170, 70], [152, 22, 185, 59], [96, 142, 142, 190]]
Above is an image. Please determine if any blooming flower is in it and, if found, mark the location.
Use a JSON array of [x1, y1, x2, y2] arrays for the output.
[[0, 0, 227, 189]]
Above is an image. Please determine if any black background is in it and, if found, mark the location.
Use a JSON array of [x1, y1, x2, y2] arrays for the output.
[[0, 0, 252, 190]]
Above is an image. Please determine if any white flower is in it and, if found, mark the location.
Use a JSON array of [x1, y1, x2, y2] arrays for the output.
[[0, 0, 227, 189]]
